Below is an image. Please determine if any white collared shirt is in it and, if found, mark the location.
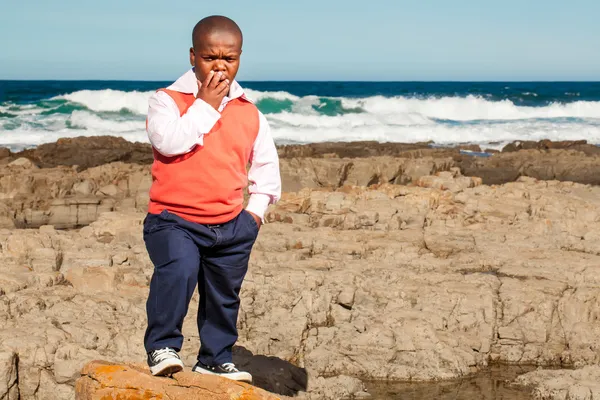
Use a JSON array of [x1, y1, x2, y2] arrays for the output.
[[146, 69, 281, 221]]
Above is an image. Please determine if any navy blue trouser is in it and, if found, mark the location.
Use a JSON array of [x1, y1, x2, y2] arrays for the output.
[[143, 208, 259, 366]]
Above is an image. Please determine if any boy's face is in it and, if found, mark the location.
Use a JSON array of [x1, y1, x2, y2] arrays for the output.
[[190, 31, 242, 85]]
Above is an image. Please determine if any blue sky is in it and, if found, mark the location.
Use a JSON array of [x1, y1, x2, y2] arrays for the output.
[[1, 0, 598, 81]]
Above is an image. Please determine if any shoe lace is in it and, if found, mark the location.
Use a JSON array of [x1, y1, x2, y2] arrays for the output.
[[221, 363, 239, 373], [152, 348, 178, 363]]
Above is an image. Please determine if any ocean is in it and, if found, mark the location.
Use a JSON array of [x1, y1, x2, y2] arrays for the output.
[[1, 80, 600, 152]]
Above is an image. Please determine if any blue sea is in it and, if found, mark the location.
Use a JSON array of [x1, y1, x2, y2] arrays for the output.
[[1, 80, 600, 151]]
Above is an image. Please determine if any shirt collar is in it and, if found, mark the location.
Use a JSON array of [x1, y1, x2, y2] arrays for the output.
[[167, 68, 247, 101]]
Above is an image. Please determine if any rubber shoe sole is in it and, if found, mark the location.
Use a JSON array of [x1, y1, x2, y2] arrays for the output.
[[192, 364, 252, 383], [150, 358, 184, 376]]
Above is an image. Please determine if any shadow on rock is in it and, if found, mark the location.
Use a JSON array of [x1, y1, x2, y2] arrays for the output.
[[233, 346, 308, 396]]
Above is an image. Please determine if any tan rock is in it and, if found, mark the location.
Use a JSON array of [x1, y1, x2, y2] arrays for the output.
[[0, 272, 29, 295], [75, 361, 281, 400], [54, 345, 103, 384], [39, 368, 75, 400], [336, 288, 355, 309], [65, 267, 117, 293], [111, 252, 128, 265], [38, 225, 56, 234], [29, 247, 60, 273], [73, 180, 92, 196], [298, 375, 368, 400], [0, 351, 18, 399], [97, 184, 118, 197], [4, 139, 600, 228], [8, 157, 36, 169], [61, 249, 112, 272], [416, 173, 482, 193], [513, 366, 600, 400], [3, 145, 600, 398]]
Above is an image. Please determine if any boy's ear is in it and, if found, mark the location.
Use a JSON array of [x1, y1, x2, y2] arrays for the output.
[[189, 47, 195, 66]]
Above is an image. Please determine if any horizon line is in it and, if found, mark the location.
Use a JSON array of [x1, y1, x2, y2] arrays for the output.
[[1, 78, 600, 83]]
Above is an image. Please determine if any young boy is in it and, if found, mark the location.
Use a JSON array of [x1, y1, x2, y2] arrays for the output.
[[142, 15, 281, 383]]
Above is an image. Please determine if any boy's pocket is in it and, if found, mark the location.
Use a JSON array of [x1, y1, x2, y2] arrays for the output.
[[143, 212, 168, 234], [242, 209, 260, 236]]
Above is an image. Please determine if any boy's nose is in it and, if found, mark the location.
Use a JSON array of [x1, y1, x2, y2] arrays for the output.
[[213, 61, 226, 71]]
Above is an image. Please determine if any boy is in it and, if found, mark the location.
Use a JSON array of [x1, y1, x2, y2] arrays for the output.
[[142, 15, 281, 383]]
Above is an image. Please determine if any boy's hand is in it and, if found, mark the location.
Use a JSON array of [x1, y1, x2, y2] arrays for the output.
[[246, 210, 262, 229], [196, 71, 229, 111]]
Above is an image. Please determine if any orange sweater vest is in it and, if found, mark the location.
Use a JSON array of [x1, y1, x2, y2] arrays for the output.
[[148, 89, 260, 224]]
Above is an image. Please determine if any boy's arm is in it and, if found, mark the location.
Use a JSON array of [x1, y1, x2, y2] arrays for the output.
[[146, 91, 221, 157], [246, 112, 281, 224]]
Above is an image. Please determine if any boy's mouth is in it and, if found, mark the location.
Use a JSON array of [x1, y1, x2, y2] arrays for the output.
[[215, 72, 228, 81]]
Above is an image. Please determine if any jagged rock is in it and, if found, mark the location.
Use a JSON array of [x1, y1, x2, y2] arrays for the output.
[[8, 157, 36, 169], [97, 184, 118, 197], [457, 149, 600, 185], [0, 148, 10, 160], [65, 267, 117, 293], [513, 366, 600, 399], [0, 162, 145, 228], [2, 140, 600, 398], [4, 138, 600, 228], [296, 375, 368, 399], [0, 351, 19, 400], [12, 137, 600, 171], [0, 203, 15, 229], [501, 139, 600, 154], [75, 361, 280, 400], [72, 181, 92, 196], [416, 169, 482, 193], [13, 136, 154, 170], [336, 288, 355, 309], [29, 247, 60, 273], [277, 141, 437, 159]]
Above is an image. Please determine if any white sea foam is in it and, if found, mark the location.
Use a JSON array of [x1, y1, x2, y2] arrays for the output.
[[1, 88, 599, 151], [43, 88, 600, 121], [343, 95, 600, 121], [55, 90, 154, 114], [244, 89, 300, 102]]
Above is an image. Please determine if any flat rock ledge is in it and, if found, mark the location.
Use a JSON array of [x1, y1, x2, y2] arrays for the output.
[[513, 366, 600, 400], [75, 360, 281, 400]]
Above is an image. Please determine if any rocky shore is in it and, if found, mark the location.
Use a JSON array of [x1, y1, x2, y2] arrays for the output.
[[2, 137, 600, 399]]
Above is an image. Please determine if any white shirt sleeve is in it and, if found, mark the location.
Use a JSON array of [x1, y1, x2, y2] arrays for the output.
[[146, 90, 221, 157], [245, 111, 281, 221]]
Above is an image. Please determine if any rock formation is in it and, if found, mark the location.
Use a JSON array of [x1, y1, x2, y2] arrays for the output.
[[513, 366, 600, 400], [3, 137, 600, 229], [1, 137, 600, 399], [75, 361, 280, 400]]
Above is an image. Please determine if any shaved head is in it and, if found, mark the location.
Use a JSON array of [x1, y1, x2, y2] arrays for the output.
[[189, 15, 243, 85], [192, 15, 243, 50]]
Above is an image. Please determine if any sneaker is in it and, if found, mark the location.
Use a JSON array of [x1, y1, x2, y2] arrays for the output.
[[147, 348, 184, 376], [192, 361, 252, 383]]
